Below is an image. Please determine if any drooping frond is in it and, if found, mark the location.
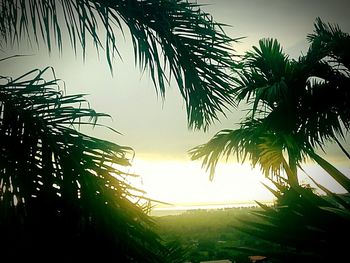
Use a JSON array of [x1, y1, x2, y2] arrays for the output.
[[0, 67, 168, 261], [0, 0, 238, 130], [308, 17, 350, 70], [301, 17, 350, 142], [190, 119, 303, 182]]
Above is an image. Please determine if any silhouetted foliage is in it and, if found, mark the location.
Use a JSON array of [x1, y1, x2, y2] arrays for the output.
[[234, 183, 350, 263], [0, 0, 238, 130], [0, 67, 177, 261], [191, 18, 350, 186], [0, 0, 240, 261], [155, 207, 276, 263], [191, 18, 350, 262]]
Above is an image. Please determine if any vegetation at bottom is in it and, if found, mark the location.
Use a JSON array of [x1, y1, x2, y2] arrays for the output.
[[0, 0, 236, 261], [1, 0, 350, 262], [155, 207, 279, 263], [234, 183, 350, 263], [156, 184, 350, 263]]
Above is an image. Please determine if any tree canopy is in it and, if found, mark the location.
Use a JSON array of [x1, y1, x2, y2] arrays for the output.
[[191, 18, 350, 187]]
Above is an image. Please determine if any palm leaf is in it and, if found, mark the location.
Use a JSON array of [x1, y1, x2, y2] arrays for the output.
[[307, 150, 350, 192], [0, 67, 172, 261], [0, 0, 239, 130], [189, 123, 262, 180]]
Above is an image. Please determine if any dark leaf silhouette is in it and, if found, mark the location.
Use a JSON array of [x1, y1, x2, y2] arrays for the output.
[[0, 67, 174, 261], [233, 183, 350, 263], [0, 0, 239, 130]]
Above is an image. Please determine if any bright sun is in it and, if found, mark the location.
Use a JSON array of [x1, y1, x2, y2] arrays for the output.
[[125, 157, 350, 211], [127, 158, 275, 208]]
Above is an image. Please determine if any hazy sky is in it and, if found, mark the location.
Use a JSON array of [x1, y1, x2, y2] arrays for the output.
[[2, 0, 350, 205]]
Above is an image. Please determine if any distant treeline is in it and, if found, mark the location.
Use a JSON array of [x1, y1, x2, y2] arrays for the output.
[[154, 207, 277, 263]]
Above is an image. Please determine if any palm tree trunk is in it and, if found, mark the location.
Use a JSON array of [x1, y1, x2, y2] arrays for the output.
[[288, 154, 299, 186], [282, 157, 299, 186]]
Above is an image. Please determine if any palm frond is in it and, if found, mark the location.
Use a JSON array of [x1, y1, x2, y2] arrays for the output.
[[190, 119, 292, 181], [190, 126, 258, 181], [0, 67, 170, 261], [308, 17, 350, 70], [307, 150, 350, 192], [299, 18, 350, 143], [234, 38, 293, 114], [234, 182, 350, 262], [0, 0, 238, 130]]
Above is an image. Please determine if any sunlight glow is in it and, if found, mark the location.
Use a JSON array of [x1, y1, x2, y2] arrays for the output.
[[127, 158, 275, 208]]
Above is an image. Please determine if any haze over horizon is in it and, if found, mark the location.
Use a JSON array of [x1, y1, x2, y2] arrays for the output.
[[2, 0, 350, 206]]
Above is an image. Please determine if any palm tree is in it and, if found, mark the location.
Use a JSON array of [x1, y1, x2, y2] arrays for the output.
[[191, 18, 350, 188], [0, 0, 238, 261], [189, 18, 350, 262]]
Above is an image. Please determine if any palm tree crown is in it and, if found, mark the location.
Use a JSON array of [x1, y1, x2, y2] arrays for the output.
[[191, 18, 350, 187]]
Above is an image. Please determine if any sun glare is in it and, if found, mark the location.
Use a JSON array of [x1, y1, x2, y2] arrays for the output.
[[128, 158, 275, 208]]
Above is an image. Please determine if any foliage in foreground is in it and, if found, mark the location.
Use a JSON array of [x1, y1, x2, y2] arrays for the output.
[[0, 0, 240, 261], [0, 0, 238, 130], [0, 68, 185, 262], [233, 182, 350, 263]]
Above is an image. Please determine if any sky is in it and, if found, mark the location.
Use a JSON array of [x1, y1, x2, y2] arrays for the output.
[[2, 0, 350, 208]]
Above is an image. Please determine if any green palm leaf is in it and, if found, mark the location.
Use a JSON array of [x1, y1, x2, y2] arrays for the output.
[[0, 67, 171, 261], [0, 0, 238, 130]]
